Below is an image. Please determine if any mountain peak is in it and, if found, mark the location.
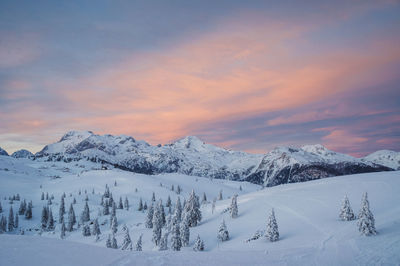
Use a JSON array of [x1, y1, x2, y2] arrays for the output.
[[11, 149, 33, 158], [173, 136, 205, 149], [60, 130, 94, 142], [0, 147, 9, 156]]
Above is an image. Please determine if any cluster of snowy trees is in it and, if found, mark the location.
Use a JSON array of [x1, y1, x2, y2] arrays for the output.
[[339, 192, 377, 236], [0, 195, 32, 234]]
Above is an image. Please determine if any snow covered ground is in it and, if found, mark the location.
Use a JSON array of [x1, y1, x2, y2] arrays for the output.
[[0, 155, 399, 265]]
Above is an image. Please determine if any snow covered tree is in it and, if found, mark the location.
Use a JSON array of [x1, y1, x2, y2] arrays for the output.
[[118, 197, 123, 209], [180, 215, 190, 247], [121, 225, 132, 250], [68, 203, 76, 228], [171, 184, 174, 191], [230, 194, 238, 218], [60, 221, 66, 239], [46, 192, 49, 200], [103, 200, 110, 215], [0, 215, 6, 233], [104, 184, 110, 198], [73, 198, 76, 204], [111, 215, 118, 234], [152, 192, 156, 202], [143, 202, 148, 210], [145, 203, 154, 228], [217, 219, 229, 242], [18, 200, 26, 215], [41, 206, 48, 229], [124, 197, 129, 211], [0, 202, 2, 213], [41, 192, 44, 200], [339, 195, 355, 221], [82, 201, 90, 222], [176, 185, 181, 195], [266, 208, 279, 242], [193, 235, 204, 251], [158, 231, 169, 251], [106, 234, 112, 248], [47, 208, 55, 230], [85, 195, 89, 201], [112, 234, 118, 249], [109, 193, 114, 206], [171, 223, 182, 251], [159, 200, 166, 226], [111, 202, 117, 217], [183, 190, 202, 227], [82, 224, 91, 236], [92, 218, 101, 240], [14, 212, 18, 228], [59, 197, 65, 223], [8, 206, 14, 231], [152, 203, 162, 246], [114, 180, 117, 187], [218, 190, 223, 200], [202, 192, 207, 204], [138, 198, 143, 211], [172, 197, 182, 225], [357, 192, 377, 236], [134, 234, 143, 251], [25, 202, 32, 219], [166, 196, 172, 208]]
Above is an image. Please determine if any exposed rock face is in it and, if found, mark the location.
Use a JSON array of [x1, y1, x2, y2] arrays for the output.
[[11, 149, 34, 158]]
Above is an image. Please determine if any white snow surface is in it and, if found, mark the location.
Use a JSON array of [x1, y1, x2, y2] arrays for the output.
[[0, 156, 399, 265], [362, 150, 400, 170]]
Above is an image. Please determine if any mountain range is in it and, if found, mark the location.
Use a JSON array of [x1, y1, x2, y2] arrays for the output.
[[1, 130, 398, 186]]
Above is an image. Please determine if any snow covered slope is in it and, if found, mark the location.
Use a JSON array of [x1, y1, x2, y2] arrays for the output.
[[246, 145, 391, 186], [362, 150, 400, 170], [11, 149, 34, 158], [0, 156, 399, 265], [33, 131, 393, 187]]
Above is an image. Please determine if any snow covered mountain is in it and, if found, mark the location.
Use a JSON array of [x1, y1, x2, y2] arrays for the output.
[[246, 145, 391, 186], [33, 131, 393, 186], [11, 149, 34, 158], [362, 150, 400, 170], [0, 147, 8, 156]]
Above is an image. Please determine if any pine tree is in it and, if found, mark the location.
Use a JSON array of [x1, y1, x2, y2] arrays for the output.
[[0, 215, 6, 233], [8, 206, 14, 231], [67, 203, 76, 231], [60, 221, 66, 239], [111, 202, 117, 217], [14, 212, 18, 228], [180, 215, 190, 247], [112, 234, 118, 249], [114, 180, 117, 187], [193, 235, 204, 251], [152, 203, 162, 246], [176, 185, 181, 195], [41, 206, 48, 229], [47, 208, 55, 230], [104, 184, 110, 198], [202, 193, 207, 204], [158, 231, 169, 251], [266, 208, 279, 242], [217, 219, 229, 242], [183, 190, 202, 227], [118, 197, 123, 209], [171, 184, 174, 191], [0, 201, 2, 213], [85, 195, 89, 201], [138, 198, 143, 211], [143, 202, 148, 210], [134, 234, 143, 251], [109, 193, 114, 206], [73, 198, 76, 204], [166, 196, 172, 208], [47, 198, 52, 205], [92, 218, 101, 239], [357, 192, 377, 236], [218, 190, 223, 200], [46, 192, 49, 200], [145, 203, 154, 228], [103, 200, 110, 215], [82, 202, 90, 222], [18, 200, 26, 215], [230, 194, 238, 218], [159, 201, 166, 226], [171, 223, 182, 251], [124, 197, 129, 211], [152, 192, 156, 202], [82, 224, 91, 236], [59, 196, 65, 223], [121, 225, 132, 250], [100, 196, 104, 206], [339, 195, 355, 221], [41, 192, 44, 200], [111, 215, 118, 234], [25, 202, 32, 219], [106, 234, 112, 248]]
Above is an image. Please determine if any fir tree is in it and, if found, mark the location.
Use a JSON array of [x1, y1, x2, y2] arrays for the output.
[[112, 234, 118, 249], [111, 202, 117, 217], [103, 200, 110, 215], [145, 203, 154, 228], [0, 215, 6, 233], [339, 195, 355, 221], [82, 224, 91, 236], [60, 221, 66, 239], [109, 193, 114, 206], [138, 198, 143, 211], [143, 201, 148, 210], [47, 198, 52, 205], [152, 203, 162, 246], [46, 192, 49, 200], [230, 194, 238, 218], [171, 223, 182, 251], [193, 235, 204, 251], [41, 192, 44, 200], [152, 192, 156, 202], [266, 208, 279, 242], [25, 202, 32, 219], [67, 203, 76, 231], [14, 212, 18, 228], [111, 215, 118, 234], [124, 197, 129, 211], [114, 180, 117, 187], [180, 215, 190, 247], [183, 190, 202, 227], [218, 190, 223, 200], [18, 200, 26, 215], [8, 206, 14, 231], [41, 206, 48, 229], [118, 197, 123, 209], [158, 231, 169, 251], [166, 196, 172, 208], [85, 195, 89, 201], [121, 225, 132, 250], [100, 196, 104, 206], [357, 192, 377, 236], [0, 201, 2, 213], [59, 197, 65, 223], [176, 185, 181, 195], [47, 208, 55, 230], [92, 218, 101, 239], [106, 234, 112, 248], [82, 201, 90, 222], [159, 200, 166, 226], [202, 192, 207, 204], [73, 198, 76, 204], [217, 219, 229, 242], [171, 184, 174, 191], [134, 234, 143, 251]]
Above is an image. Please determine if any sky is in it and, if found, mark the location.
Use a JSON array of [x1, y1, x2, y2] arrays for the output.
[[0, 0, 399, 156]]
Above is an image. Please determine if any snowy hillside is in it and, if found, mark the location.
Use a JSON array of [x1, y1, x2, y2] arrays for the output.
[[33, 131, 393, 187], [362, 150, 400, 170], [11, 149, 34, 159], [0, 156, 399, 265], [0, 147, 8, 156]]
